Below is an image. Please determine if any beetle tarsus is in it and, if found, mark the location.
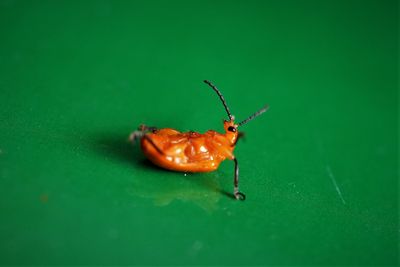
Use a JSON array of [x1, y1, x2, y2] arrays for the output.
[[234, 192, 246, 201], [129, 131, 143, 144]]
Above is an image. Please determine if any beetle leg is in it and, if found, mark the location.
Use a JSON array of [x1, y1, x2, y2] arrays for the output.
[[138, 124, 158, 133], [129, 130, 144, 144], [142, 134, 165, 155], [233, 158, 246, 201], [129, 125, 158, 144]]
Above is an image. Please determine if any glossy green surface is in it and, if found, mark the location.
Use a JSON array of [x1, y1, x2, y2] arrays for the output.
[[0, 0, 398, 265]]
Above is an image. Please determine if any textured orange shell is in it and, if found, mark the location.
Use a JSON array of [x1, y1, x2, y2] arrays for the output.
[[141, 124, 237, 173]]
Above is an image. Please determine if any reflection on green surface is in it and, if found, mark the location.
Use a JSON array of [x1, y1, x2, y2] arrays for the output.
[[127, 172, 222, 212]]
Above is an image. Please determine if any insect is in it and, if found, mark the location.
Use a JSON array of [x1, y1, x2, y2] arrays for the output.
[[130, 80, 269, 200]]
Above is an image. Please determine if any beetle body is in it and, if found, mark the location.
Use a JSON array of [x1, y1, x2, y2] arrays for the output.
[[130, 80, 268, 200], [141, 120, 238, 173]]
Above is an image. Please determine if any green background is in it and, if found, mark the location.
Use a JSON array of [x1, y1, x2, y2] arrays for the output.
[[0, 0, 398, 265]]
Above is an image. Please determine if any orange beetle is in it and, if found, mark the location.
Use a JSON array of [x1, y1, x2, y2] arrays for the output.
[[130, 80, 269, 200]]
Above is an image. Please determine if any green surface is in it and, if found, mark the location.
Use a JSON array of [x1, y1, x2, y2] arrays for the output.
[[0, 0, 398, 265]]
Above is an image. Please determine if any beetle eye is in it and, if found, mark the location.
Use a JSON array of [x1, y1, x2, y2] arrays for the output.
[[228, 126, 237, 132]]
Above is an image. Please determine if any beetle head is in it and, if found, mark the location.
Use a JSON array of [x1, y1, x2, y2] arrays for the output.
[[223, 119, 239, 144], [204, 80, 269, 135]]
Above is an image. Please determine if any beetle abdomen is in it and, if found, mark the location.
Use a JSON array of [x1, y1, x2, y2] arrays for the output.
[[140, 131, 222, 172]]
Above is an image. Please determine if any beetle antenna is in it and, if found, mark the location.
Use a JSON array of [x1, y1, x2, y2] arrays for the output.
[[238, 104, 269, 126], [204, 80, 234, 121]]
